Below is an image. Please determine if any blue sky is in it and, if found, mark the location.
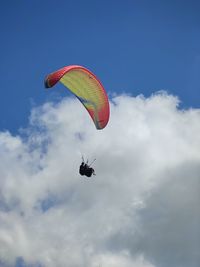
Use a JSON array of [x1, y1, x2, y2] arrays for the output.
[[0, 0, 200, 133]]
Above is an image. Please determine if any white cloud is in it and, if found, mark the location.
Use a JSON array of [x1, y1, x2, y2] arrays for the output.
[[0, 92, 199, 267]]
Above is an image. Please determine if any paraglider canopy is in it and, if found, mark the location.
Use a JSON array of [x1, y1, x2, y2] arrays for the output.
[[44, 65, 110, 130]]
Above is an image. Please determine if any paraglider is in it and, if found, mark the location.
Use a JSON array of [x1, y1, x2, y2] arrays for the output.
[[44, 65, 109, 129], [44, 65, 109, 177], [79, 161, 96, 178]]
